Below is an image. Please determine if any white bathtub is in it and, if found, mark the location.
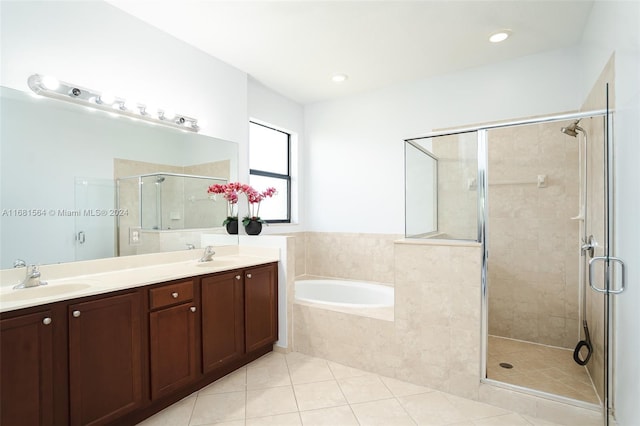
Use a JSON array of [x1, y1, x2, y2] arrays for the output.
[[294, 279, 394, 308]]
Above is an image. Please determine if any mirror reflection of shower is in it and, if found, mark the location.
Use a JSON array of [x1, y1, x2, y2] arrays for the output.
[[117, 172, 229, 231]]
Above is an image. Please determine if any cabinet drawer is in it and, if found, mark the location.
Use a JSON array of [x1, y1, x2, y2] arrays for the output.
[[149, 281, 194, 309]]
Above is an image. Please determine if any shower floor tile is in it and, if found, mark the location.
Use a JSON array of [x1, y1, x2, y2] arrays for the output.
[[487, 335, 600, 404]]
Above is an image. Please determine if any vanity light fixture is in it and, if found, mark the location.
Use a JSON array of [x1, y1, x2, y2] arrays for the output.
[[27, 74, 200, 132]]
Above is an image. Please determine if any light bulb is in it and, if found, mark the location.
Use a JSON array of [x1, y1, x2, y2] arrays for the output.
[[41, 75, 60, 90], [97, 92, 115, 105], [160, 109, 174, 120]]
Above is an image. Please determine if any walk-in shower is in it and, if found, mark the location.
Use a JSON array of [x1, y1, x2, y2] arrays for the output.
[[404, 106, 622, 424]]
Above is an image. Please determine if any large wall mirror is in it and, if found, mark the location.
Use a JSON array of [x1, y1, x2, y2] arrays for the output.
[[0, 86, 239, 269]]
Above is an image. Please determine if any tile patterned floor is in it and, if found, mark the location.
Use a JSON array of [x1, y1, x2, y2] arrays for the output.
[[137, 351, 567, 426], [487, 336, 600, 404]]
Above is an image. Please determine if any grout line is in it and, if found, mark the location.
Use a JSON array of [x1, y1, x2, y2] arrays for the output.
[[243, 366, 248, 426], [186, 391, 199, 426], [328, 362, 362, 425], [381, 378, 422, 426]]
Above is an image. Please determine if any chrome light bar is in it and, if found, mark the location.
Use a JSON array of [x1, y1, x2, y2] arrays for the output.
[[27, 74, 199, 132]]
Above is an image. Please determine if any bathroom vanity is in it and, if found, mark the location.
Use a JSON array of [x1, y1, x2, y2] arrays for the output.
[[0, 254, 278, 426]]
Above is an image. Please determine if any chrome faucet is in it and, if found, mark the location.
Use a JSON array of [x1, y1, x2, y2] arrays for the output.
[[13, 259, 26, 268], [199, 245, 215, 262], [186, 243, 195, 250], [13, 264, 48, 289]]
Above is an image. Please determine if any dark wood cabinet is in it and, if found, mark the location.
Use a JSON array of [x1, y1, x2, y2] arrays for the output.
[[245, 264, 278, 352], [0, 310, 55, 426], [149, 280, 198, 400], [201, 271, 245, 373], [0, 261, 278, 426], [68, 291, 143, 426]]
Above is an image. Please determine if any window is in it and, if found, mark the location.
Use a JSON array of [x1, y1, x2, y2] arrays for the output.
[[249, 121, 291, 223]]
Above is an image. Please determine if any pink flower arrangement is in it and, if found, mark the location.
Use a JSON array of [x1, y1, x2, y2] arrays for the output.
[[207, 182, 276, 225], [243, 186, 277, 224]]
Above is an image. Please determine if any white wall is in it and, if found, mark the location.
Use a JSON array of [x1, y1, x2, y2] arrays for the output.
[[579, 2, 640, 424], [304, 47, 583, 233], [247, 77, 305, 233], [0, 0, 247, 143]]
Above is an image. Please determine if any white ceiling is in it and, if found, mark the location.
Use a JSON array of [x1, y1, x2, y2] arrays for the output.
[[106, 1, 594, 105]]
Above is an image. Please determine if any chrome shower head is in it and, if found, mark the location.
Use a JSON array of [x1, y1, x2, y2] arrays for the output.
[[561, 120, 584, 137], [155, 176, 166, 184]]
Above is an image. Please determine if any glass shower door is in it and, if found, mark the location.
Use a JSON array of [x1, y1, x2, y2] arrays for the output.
[[583, 83, 625, 426], [74, 177, 116, 261]]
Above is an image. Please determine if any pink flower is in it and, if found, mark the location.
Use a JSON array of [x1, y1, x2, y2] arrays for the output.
[[207, 182, 277, 221]]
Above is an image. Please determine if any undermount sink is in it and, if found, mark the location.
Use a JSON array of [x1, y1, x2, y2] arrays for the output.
[[195, 259, 241, 268], [1, 283, 93, 302]]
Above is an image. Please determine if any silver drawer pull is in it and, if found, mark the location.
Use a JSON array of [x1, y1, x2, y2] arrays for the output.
[[246, 273, 252, 279], [190, 306, 196, 312], [235, 275, 241, 280], [171, 292, 179, 298], [72, 310, 81, 318], [42, 317, 52, 325]]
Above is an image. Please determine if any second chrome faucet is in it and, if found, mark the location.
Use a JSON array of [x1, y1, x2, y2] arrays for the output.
[[198, 246, 215, 263]]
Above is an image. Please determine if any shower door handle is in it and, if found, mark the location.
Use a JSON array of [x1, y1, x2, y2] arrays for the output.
[[76, 231, 86, 244], [588, 256, 626, 294]]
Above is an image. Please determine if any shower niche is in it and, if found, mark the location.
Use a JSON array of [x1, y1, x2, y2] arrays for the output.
[[118, 172, 228, 231]]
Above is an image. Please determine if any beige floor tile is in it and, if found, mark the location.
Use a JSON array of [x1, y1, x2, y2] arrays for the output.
[[444, 393, 510, 420], [337, 374, 393, 404], [521, 414, 566, 425], [327, 360, 370, 379], [247, 364, 292, 390], [246, 386, 299, 419], [398, 392, 469, 425], [287, 357, 334, 385], [400, 391, 509, 425], [189, 392, 245, 425], [246, 412, 302, 426], [472, 413, 531, 425], [137, 395, 196, 426], [299, 405, 359, 426], [351, 398, 416, 426], [293, 380, 347, 411], [249, 351, 288, 369], [380, 375, 434, 397], [199, 368, 246, 395]]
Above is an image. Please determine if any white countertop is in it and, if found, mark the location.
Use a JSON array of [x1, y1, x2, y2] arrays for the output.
[[0, 247, 279, 313]]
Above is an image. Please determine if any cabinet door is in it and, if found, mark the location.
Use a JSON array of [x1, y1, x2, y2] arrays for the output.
[[1, 311, 54, 426], [245, 264, 278, 353], [68, 292, 142, 426], [201, 271, 244, 373], [150, 302, 198, 399]]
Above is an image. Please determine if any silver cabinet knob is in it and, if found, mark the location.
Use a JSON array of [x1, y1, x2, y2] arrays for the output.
[[42, 317, 52, 325], [190, 306, 196, 312], [72, 310, 81, 318], [246, 273, 252, 279], [235, 275, 241, 280], [171, 292, 179, 298]]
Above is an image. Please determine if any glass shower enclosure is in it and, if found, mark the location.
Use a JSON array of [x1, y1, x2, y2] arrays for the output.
[[404, 105, 622, 424]]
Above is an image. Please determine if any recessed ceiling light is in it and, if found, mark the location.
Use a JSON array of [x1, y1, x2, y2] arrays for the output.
[[331, 73, 348, 83], [489, 30, 511, 43]]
